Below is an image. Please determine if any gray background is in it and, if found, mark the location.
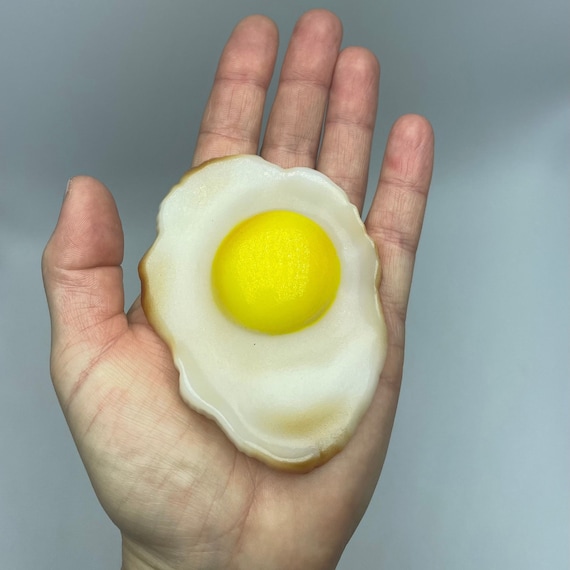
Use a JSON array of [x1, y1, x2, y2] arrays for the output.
[[1, 0, 568, 568]]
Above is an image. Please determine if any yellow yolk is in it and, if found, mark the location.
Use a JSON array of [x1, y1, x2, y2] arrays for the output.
[[212, 210, 340, 335]]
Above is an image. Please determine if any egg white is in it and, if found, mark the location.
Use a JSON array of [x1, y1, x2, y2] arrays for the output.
[[140, 154, 387, 471]]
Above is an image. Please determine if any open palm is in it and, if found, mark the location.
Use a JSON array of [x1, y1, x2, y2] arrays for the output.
[[42, 10, 434, 570]]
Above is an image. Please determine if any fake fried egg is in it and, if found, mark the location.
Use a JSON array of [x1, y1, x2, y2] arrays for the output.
[[139, 155, 387, 472]]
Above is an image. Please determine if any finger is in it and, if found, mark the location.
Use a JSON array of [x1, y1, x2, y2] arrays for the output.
[[317, 46, 380, 213], [366, 114, 435, 345], [315, 115, 434, 502], [42, 176, 127, 358], [192, 15, 279, 167], [261, 9, 343, 168]]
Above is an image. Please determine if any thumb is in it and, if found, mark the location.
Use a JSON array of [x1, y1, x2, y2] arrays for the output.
[[42, 176, 127, 370]]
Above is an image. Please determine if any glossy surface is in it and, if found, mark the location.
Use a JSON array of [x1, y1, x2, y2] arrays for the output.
[[140, 155, 387, 471]]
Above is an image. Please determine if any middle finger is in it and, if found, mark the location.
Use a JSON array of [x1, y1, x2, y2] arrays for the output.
[[261, 10, 343, 169]]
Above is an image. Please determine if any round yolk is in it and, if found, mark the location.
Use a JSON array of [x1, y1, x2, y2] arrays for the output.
[[212, 210, 341, 335]]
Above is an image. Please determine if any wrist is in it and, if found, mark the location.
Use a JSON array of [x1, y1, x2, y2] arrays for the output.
[[121, 537, 175, 570], [121, 535, 230, 570]]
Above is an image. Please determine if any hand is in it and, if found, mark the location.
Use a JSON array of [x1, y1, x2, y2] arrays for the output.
[[42, 10, 434, 570]]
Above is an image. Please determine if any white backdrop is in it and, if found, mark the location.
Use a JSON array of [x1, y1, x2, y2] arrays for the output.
[[1, 0, 568, 568]]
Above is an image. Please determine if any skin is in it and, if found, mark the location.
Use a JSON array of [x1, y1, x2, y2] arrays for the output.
[[42, 10, 434, 570]]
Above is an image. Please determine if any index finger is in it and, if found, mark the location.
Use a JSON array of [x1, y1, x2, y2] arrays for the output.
[[192, 15, 279, 167]]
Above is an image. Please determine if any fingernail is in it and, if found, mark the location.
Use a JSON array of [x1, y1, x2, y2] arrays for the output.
[[63, 178, 73, 202]]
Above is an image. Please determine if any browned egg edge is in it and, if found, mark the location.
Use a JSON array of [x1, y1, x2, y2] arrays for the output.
[[138, 156, 243, 343], [137, 261, 353, 474], [138, 154, 384, 473]]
